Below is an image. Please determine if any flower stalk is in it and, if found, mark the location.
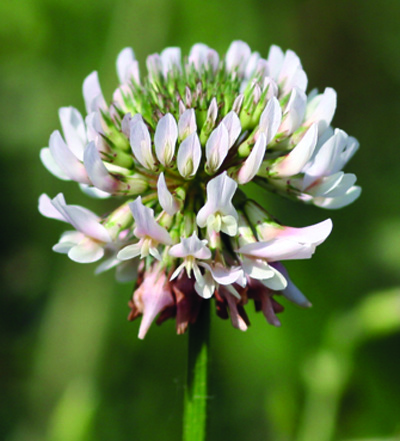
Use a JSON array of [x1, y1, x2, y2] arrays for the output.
[[183, 300, 210, 441]]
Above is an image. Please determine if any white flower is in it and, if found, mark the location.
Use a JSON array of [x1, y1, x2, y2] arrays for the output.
[[118, 197, 173, 261], [197, 172, 238, 236], [39, 193, 111, 263]]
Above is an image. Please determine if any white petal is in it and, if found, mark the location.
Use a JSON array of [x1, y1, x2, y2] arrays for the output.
[[305, 87, 336, 135], [82, 71, 106, 114], [178, 109, 197, 140], [225, 41, 251, 75], [194, 271, 215, 299], [237, 133, 267, 184], [267, 45, 284, 80], [116, 47, 139, 84], [196, 172, 238, 228], [68, 238, 105, 263], [241, 256, 275, 280], [146, 54, 162, 81], [222, 111, 241, 148], [129, 197, 173, 245], [40, 148, 70, 181], [260, 265, 288, 290], [60, 204, 111, 243], [117, 242, 142, 260], [206, 123, 229, 173], [201, 263, 244, 286], [157, 172, 179, 216], [58, 107, 87, 161], [49, 131, 90, 184], [38, 193, 68, 222], [238, 238, 315, 261], [259, 97, 282, 144], [314, 185, 361, 209], [130, 120, 156, 170], [177, 132, 202, 178], [169, 233, 211, 259], [273, 123, 318, 177], [188, 43, 219, 72], [83, 141, 120, 193], [161, 47, 181, 76], [279, 88, 307, 135], [154, 113, 178, 166], [79, 183, 111, 199]]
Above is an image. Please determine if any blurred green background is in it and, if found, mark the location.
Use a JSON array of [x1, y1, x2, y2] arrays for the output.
[[1, 0, 400, 440]]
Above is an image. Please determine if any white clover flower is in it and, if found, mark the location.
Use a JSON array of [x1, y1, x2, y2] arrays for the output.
[[39, 40, 360, 337]]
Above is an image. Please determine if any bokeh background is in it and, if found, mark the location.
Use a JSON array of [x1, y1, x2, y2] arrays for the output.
[[1, 0, 400, 440]]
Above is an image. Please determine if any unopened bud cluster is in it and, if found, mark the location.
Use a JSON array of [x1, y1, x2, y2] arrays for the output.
[[39, 41, 360, 338]]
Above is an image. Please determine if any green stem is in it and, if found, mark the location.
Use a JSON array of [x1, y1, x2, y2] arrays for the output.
[[183, 300, 210, 441]]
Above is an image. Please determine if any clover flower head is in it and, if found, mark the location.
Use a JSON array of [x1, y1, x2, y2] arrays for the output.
[[39, 40, 360, 337]]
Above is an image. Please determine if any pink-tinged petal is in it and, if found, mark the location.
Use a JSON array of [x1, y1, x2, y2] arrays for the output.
[[117, 242, 142, 260], [58, 107, 86, 161], [161, 47, 182, 76], [157, 172, 180, 216], [219, 288, 248, 331], [60, 205, 111, 243], [222, 111, 241, 148], [129, 197, 173, 245], [40, 148, 70, 181], [267, 45, 284, 80], [314, 185, 361, 209], [116, 47, 140, 84], [154, 113, 178, 166], [177, 132, 202, 178], [305, 87, 336, 135], [237, 133, 267, 184], [130, 120, 156, 170], [83, 141, 120, 193], [206, 123, 229, 173], [259, 97, 282, 144], [271, 262, 311, 307], [137, 271, 175, 339], [260, 294, 281, 326], [82, 71, 106, 114], [38, 193, 68, 222], [238, 239, 315, 261], [225, 41, 251, 75], [196, 172, 238, 228], [272, 219, 333, 246], [68, 238, 105, 263], [49, 131, 90, 184], [278, 50, 308, 94], [273, 123, 318, 177], [279, 88, 307, 135]]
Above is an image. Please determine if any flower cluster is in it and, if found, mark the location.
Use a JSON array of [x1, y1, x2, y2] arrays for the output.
[[39, 41, 360, 338]]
